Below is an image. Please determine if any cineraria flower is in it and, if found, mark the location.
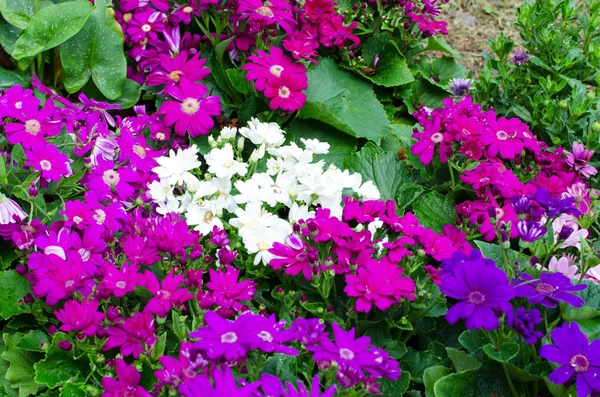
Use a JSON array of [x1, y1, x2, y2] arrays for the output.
[[507, 307, 543, 344], [204, 143, 248, 179], [290, 318, 329, 346], [179, 367, 259, 397], [264, 72, 308, 112], [564, 141, 597, 178], [440, 251, 515, 330], [238, 117, 286, 147], [126, 10, 164, 43], [448, 78, 473, 97], [269, 234, 317, 280], [411, 117, 451, 164], [158, 79, 221, 137], [516, 220, 546, 243], [4, 97, 61, 148], [144, 270, 193, 317], [319, 15, 360, 48], [87, 165, 139, 201], [480, 116, 530, 159], [30, 253, 91, 306], [204, 266, 256, 311], [534, 188, 582, 218], [260, 374, 337, 397], [100, 262, 143, 298], [0, 194, 27, 225], [102, 358, 152, 397], [540, 322, 600, 397], [515, 272, 586, 308], [116, 131, 160, 172], [511, 49, 531, 66], [538, 256, 580, 280], [152, 145, 202, 186], [25, 143, 71, 182], [146, 50, 210, 88], [104, 312, 157, 359], [243, 46, 307, 92], [54, 298, 104, 337]]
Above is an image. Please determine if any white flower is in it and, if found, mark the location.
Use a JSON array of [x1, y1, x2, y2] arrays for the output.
[[152, 145, 202, 185], [252, 172, 297, 207], [229, 202, 281, 237], [234, 179, 265, 205], [204, 143, 248, 179], [185, 200, 224, 235], [300, 138, 330, 154], [288, 203, 314, 223], [249, 143, 266, 163], [0, 195, 27, 225], [148, 179, 175, 202], [156, 197, 182, 215], [239, 117, 285, 147], [220, 126, 238, 139], [243, 226, 287, 265], [210, 178, 237, 212], [354, 180, 381, 200]]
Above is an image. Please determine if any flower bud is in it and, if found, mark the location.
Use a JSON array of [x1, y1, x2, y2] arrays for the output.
[[57, 340, 73, 351], [237, 137, 245, 150], [559, 100, 568, 109]]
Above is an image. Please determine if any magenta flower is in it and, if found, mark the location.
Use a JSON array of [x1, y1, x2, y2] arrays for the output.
[[122, 234, 160, 266], [248, 314, 298, 355], [290, 318, 329, 346], [204, 266, 256, 311], [55, 298, 104, 336], [102, 358, 152, 397], [146, 50, 210, 88], [144, 270, 193, 318], [30, 253, 92, 306], [172, 2, 200, 24], [25, 143, 71, 182], [407, 12, 448, 36], [85, 191, 126, 231], [4, 97, 62, 148], [480, 116, 530, 159], [565, 141, 597, 178], [104, 312, 156, 358], [100, 262, 143, 298], [264, 71, 308, 112], [179, 367, 260, 397], [318, 15, 360, 48], [126, 10, 165, 43], [158, 79, 221, 137], [540, 322, 600, 397], [269, 234, 317, 280], [189, 311, 261, 361], [87, 164, 139, 200], [61, 200, 92, 230], [411, 117, 452, 165], [155, 342, 203, 386], [115, 130, 160, 172], [242, 46, 307, 92], [235, 0, 296, 33]]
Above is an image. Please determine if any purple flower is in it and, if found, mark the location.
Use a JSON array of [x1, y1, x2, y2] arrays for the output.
[[290, 318, 329, 346], [534, 188, 582, 218], [179, 367, 259, 397], [448, 78, 473, 97], [540, 322, 600, 397], [260, 373, 337, 397], [104, 312, 157, 359], [507, 307, 543, 344], [511, 195, 531, 216], [511, 49, 531, 66], [102, 358, 152, 397], [440, 251, 515, 330], [54, 298, 104, 336], [144, 270, 193, 318], [517, 220, 547, 243], [248, 314, 298, 355], [515, 272, 586, 308], [565, 142, 597, 178], [269, 234, 318, 280], [154, 342, 206, 386]]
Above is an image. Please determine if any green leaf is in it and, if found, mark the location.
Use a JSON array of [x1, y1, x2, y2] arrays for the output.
[[61, 0, 126, 99], [474, 240, 524, 267], [15, 331, 48, 353], [0, 18, 22, 55], [343, 143, 415, 201], [290, 119, 357, 168], [412, 191, 457, 233], [12, 1, 94, 60], [0, 335, 18, 396], [361, 33, 389, 65], [0, 67, 30, 89], [0, 270, 31, 320], [0, 0, 52, 29], [264, 354, 298, 385], [152, 332, 167, 360], [446, 348, 482, 372], [299, 58, 390, 143], [226, 69, 251, 95], [34, 336, 91, 389], [458, 330, 488, 353], [82, 78, 141, 109], [428, 57, 466, 86], [10, 144, 26, 169], [362, 46, 414, 87], [396, 184, 424, 210], [380, 372, 410, 396], [422, 36, 462, 59], [402, 349, 442, 382], [483, 342, 519, 363], [423, 365, 451, 397], [433, 370, 477, 397], [2, 333, 44, 397], [59, 383, 86, 397]]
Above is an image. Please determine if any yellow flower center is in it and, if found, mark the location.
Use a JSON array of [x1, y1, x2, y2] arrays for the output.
[[168, 70, 183, 82]]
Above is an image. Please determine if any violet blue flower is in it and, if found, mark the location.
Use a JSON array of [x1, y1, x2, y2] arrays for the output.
[[515, 272, 586, 308], [517, 220, 547, 243], [507, 307, 543, 344]]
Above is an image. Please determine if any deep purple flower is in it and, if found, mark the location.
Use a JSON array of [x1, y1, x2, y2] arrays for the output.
[[515, 272, 586, 308], [511, 49, 531, 66], [511, 195, 531, 216], [448, 78, 473, 97], [260, 373, 336, 397], [517, 220, 547, 243], [507, 307, 543, 344], [102, 358, 152, 397], [534, 188, 582, 218], [179, 367, 259, 397], [290, 318, 329, 346], [540, 322, 600, 397], [440, 251, 515, 330]]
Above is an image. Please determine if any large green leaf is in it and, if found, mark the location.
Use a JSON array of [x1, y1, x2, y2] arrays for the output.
[[446, 348, 482, 372], [433, 369, 478, 397], [412, 191, 457, 233], [0, 335, 18, 396], [11, 1, 94, 60], [483, 342, 519, 363], [0, 67, 30, 89], [423, 366, 451, 397], [61, 0, 126, 98], [0, 18, 21, 55], [290, 118, 357, 168], [1, 333, 44, 397], [298, 58, 390, 143], [15, 331, 48, 353], [34, 335, 91, 389], [0, 0, 52, 29], [362, 45, 414, 87], [0, 270, 31, 320]]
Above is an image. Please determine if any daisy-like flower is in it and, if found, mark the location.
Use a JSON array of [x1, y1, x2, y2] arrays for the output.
[[126, 9, 165, 43], [235, 0, 297, 33], [102, 358, 152, 397], [146, 51, 210, 88], [537, 256, 580, 280], [243, 47, 307, 92], [54, 298, 104, 336], [152, 145, 202, 185], [185, 200, 224, 235], [0, 194, 27, 225], [318, 15, 360, 48], [144, 270, 193, 318], [243, 226, 288, 265], [238, 117, 286, 147], [540, 322, 600, 397], [264, 72, 308, 112], [116, 131, 160, 172], [25, 143, 71, 182], [204, 143, 248, 179], [4, 97, 62, 148], [87, 165, 139, 201], [158, 79, 221, 137], [179, 368, 260, 397], [104, 312, 156, 359], [515, 272, 586, 308]]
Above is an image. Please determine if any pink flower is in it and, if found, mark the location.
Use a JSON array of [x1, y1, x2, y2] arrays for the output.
[[146, 51, 210, 88], [102, 358, 152, 397], [100, 262, 143, 298], [407, 12, 448, 36], [235, 0, 296, 33], [4, 97, 62, 148], [85, 192, 126, 232], [565, 142, 597, 177], [269, 234, 317, 280], [55, 298, 104, 336], [264, 72, 308, 111], [104, 312, 156, 358], [203, 266, 256, 311], [87, 164, 139, 201], [158, 79, 221, 137], [319, 15, 360, 48], [172, 2, 200, 24], [242, 46, 307, 92], [115, 131, 160, 172], [304, 0, 336, 22], [538, 256, 580, 280], [144, 270, 193, 317], [282, 35, 319, 63], [411, 117, 453, 164], [30, 253, 92, 306], [480, 116, 530, 159], [25, 143, 71, 182], [126, 10, 165, 43]]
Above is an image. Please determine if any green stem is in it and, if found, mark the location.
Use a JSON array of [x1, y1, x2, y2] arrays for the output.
[[501, 362, 520, 397], [448, 162, 456, 188]]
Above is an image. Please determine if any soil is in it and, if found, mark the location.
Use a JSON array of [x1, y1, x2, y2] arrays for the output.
[[442, 0, 523, 76]]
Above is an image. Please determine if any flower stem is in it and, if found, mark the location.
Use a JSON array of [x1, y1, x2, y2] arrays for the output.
[[448, 162, 456, 188], [502, 362, 520, 397]]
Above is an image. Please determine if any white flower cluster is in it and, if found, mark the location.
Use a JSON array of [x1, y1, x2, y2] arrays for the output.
[[148, 118, 380, 265]]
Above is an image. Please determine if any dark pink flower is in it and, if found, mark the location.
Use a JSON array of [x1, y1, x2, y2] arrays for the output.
[[100, 262, 143, 298], [235, 0, 296, 33], [146, 51, 210, 88], [55, 298, 104, 336], [144, 270, 193, 317], [4, 98, 62, 148], [25, 144, 71, 182], [565, 142, 597, 178], [104, 312, 156, 358], [269, 234, 317, 280], [204, 266, 256, 311], [318, 15, 360, 48], [127, 10, 165, 43], [102, 358, 152, 397], [243, 46, 307, 92], [87, 164, 139, 201]]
